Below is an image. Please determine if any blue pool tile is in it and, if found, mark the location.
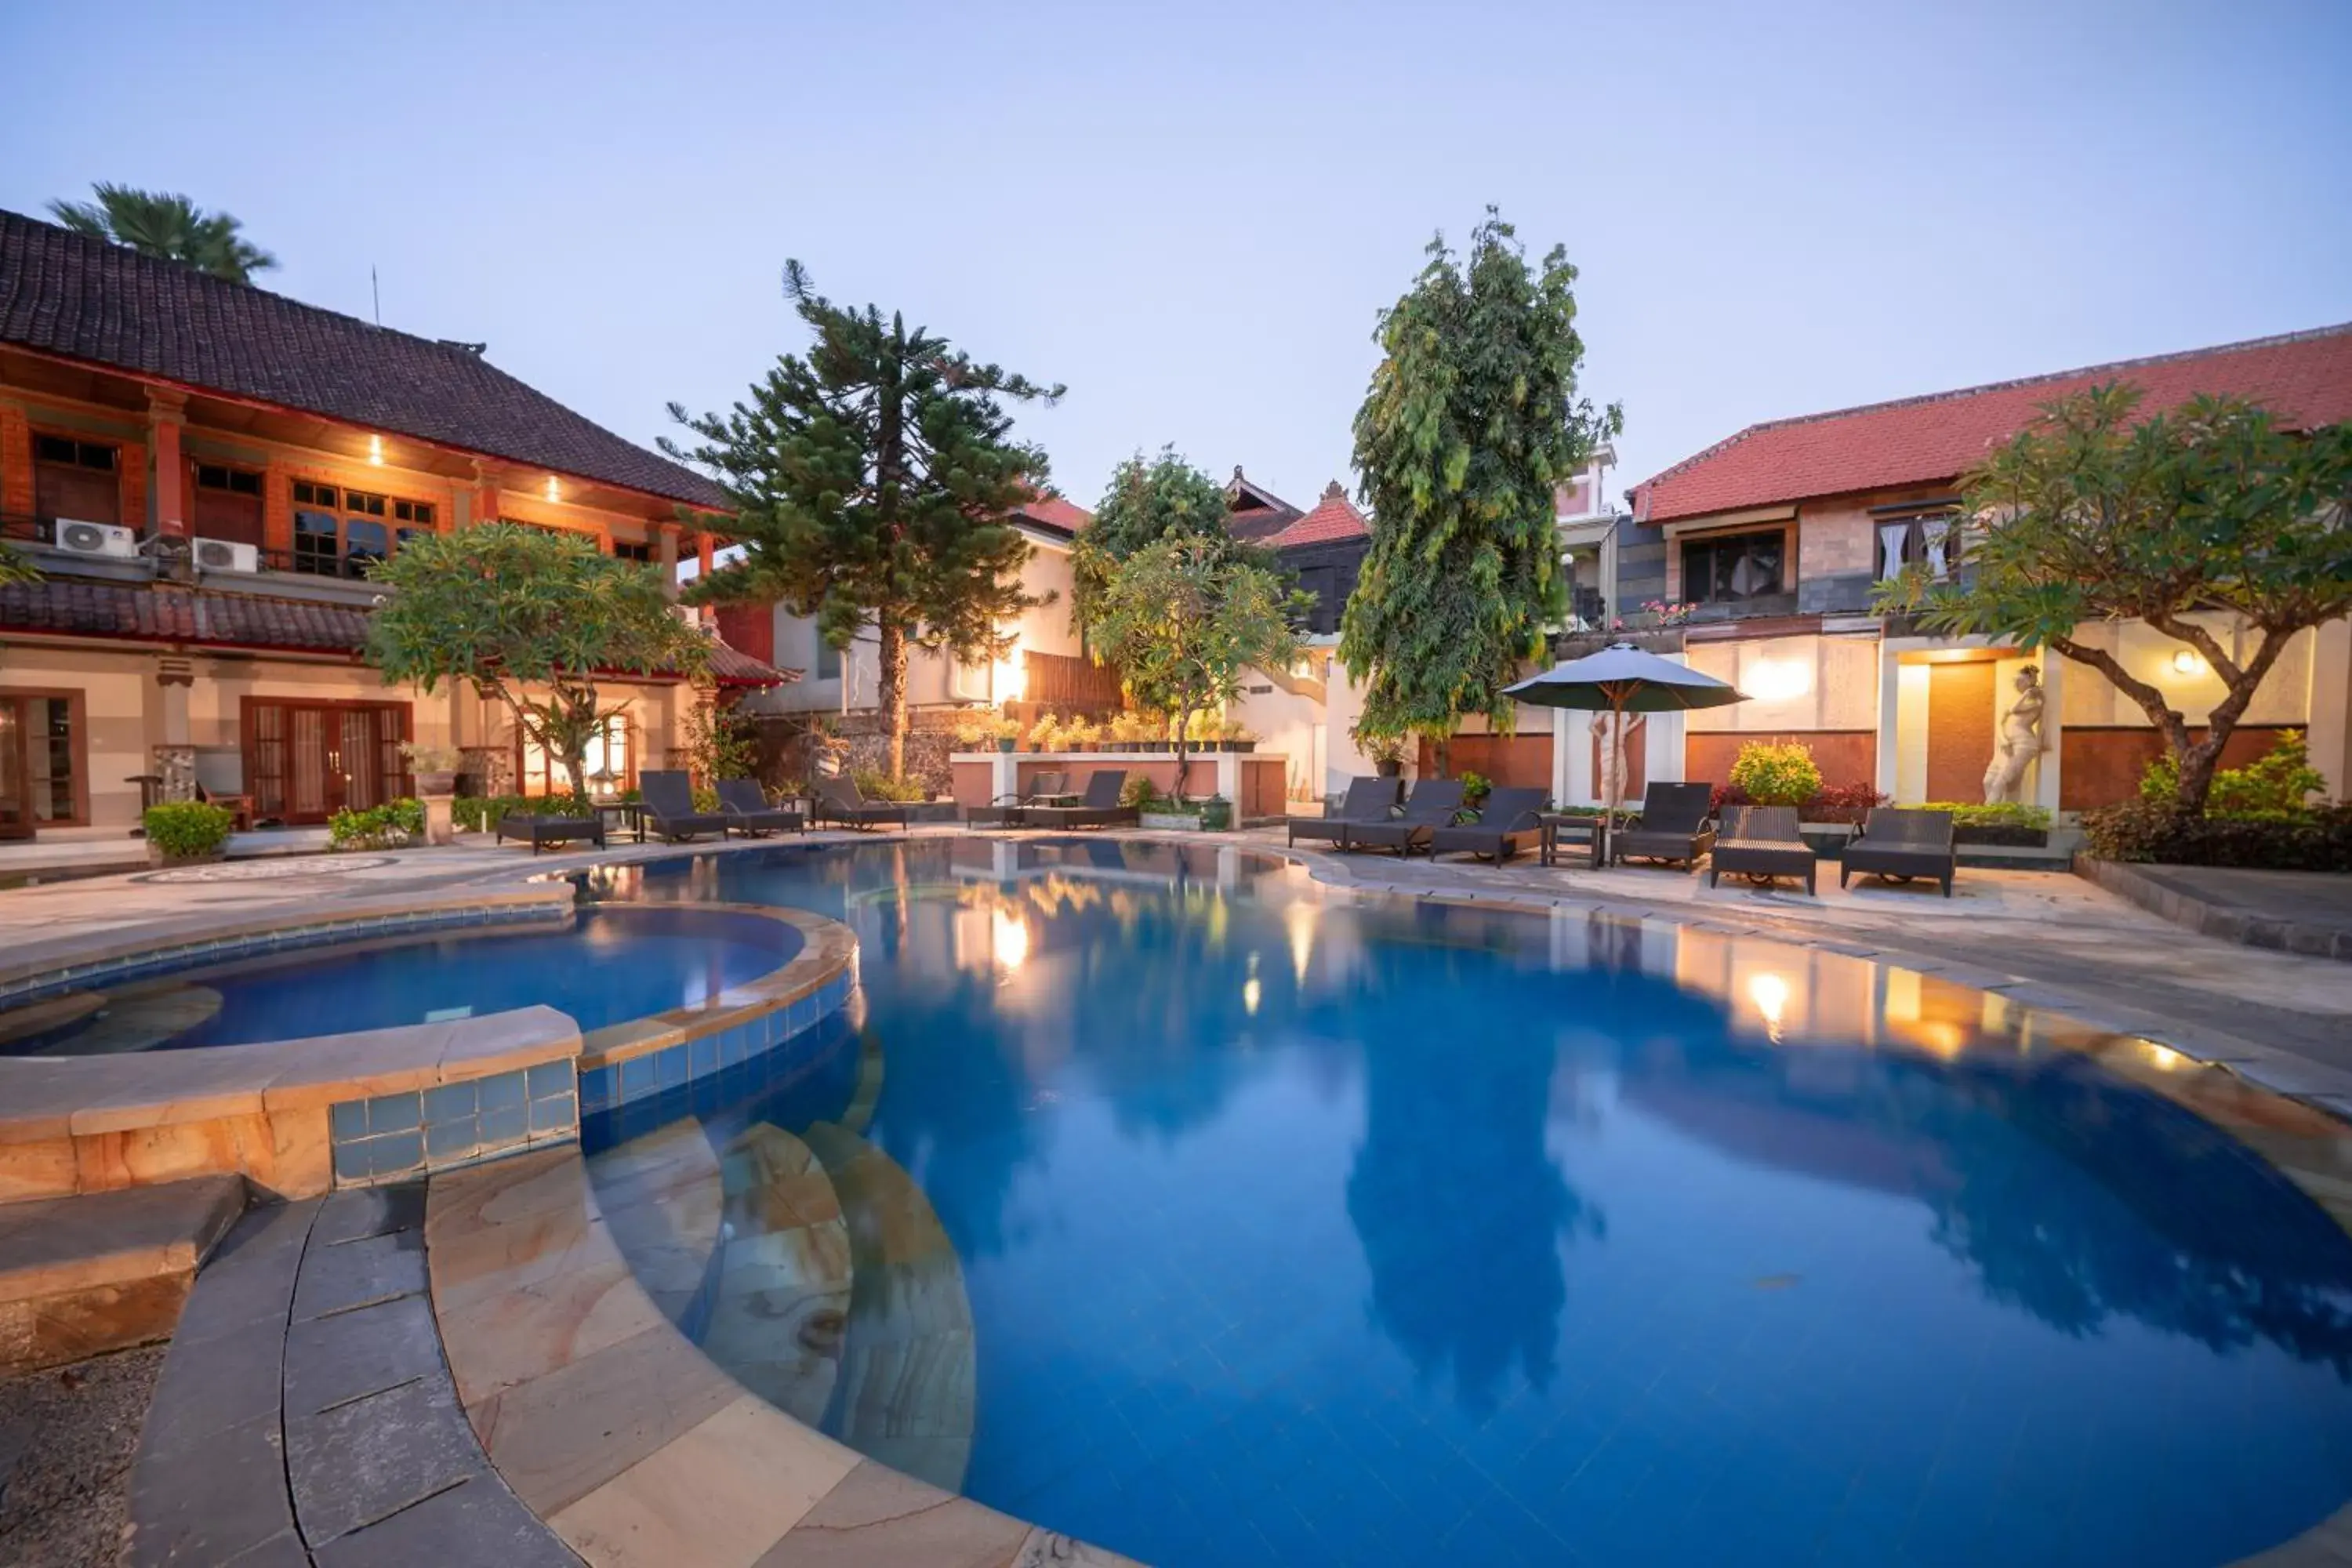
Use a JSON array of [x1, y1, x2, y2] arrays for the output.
[[718, 1027, 746, 1067], [332, 1139, 372, 1185], [423, 1115, 479, 1162], [476, 1071, 527, 1112], [328, 1100, 368, 1143], [579, 1066, 612, 1112], [526, 1061, 572, 1099], [421, 1081, 477, 1123], [480, 1103, 530, 1147], [528, 1092, 575, 1136], [689, 1034, 719, 1076], [367, 1131, 423, 1178], [619, 1054, 655, 1101], [786, 995, 816, 1036], [655, 1045, 688, 1088], [367, 1092, 420, 1134]]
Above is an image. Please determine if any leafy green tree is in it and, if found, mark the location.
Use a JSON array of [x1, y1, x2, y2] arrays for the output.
[[1878, 384, 2352, 813], [365, 524, 706, 800], [48, 183, 278, 283], [1342, 211, 1620, 769], [0, 546, 38, 587], [665, 263, 1058, 778], [1071, 448, 1278, 634], [1089, 535, 1301, 796]]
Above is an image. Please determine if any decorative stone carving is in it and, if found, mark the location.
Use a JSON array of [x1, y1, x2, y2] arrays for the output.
[[459, 746, 513, 797], [152, 746, 196, 804], [1983, 664, 2046, 804]]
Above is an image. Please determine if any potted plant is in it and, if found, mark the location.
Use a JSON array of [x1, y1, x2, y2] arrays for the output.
[[1225, 719, 1258, 754], [400, 741, 462, 797], [1352, 722, 1408, 779], [143, 800, 236, 867], [1027, 713, 1065, 753], [1062, 716, 1102, 752]]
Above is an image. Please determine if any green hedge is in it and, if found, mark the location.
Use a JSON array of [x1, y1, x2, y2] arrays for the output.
[[328, 798, 426, 851], [2082, 801, 2352, 870], [143, 800, 235, 859], [450, 794, 597, 832], [1918, 801, 2054, 831]]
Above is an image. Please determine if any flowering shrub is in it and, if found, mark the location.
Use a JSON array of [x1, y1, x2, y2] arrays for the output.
[[1727, 742, 1822, 807]]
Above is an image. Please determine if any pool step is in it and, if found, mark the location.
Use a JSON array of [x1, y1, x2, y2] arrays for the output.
[[799, 1119, 977, 1493], [703, 1122, 853, 1427], [0, 1174, 246, 1374], [840, 1028, 886, 1135], [583, 1116, 723, 1330]]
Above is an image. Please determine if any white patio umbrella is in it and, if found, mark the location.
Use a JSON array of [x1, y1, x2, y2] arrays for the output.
[[1504, 641, 1748, 820]]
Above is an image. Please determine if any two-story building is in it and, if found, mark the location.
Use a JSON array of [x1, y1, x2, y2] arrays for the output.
[[0, 209, 781, 839], [1580, 323, 2352, 811]]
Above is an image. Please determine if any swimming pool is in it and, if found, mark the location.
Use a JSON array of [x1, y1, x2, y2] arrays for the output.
[[579, 839, 2352, 1566], [0, 905, 800, 1056]]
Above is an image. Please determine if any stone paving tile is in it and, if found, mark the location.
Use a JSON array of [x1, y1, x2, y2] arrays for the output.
[[134, 1302, 285, 1457], [310, 1183, 426, 1248], [171, 1200, 316, 1348], [125, 1408, 294, 1568], [753, 1457, 1031, 1567], [287, 1367, 485, 1546], [312, 1472, 583, 1568], [291, 1225, 427, 1323], [284, 1290, 447, 1419], [216, 1528, 317, 1566]]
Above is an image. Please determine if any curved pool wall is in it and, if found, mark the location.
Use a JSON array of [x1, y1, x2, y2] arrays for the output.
[[0, 895, 856, 1207], [569, 837, 2352, 1568]]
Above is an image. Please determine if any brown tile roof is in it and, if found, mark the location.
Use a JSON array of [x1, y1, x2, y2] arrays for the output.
[[0, 576, 789, 684], [1014, 494, 1093, 538], [1632, 323, 2352, 524], [0, 209, 727, 511]]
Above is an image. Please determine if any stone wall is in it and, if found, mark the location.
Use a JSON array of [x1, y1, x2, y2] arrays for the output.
[[749, 709, 961, 798]]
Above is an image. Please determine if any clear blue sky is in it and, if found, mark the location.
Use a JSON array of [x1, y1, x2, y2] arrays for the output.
[[5, 1, 2347, 514]]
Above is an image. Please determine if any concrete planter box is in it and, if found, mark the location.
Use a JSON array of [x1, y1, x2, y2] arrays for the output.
[[1955, 823, 2050, 848], [1138, 811, 1205, 832]]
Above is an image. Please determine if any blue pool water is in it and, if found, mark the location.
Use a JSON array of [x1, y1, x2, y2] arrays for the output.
[[574, 838, 2352, 1566], [0, 906, 799, 1054]]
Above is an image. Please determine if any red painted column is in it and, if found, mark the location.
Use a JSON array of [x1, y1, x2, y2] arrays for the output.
[[148, 394, 187, 537], [696, 529, 714, 578]]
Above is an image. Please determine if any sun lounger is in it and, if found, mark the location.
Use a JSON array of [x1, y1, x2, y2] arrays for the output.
[[1428, 786, 1549, 863], [966, 771, 1069, 829], [1345, 778, 1467, 855], [1613, 782, 1718, 869], [1840, 807, 1957, 897], [813, 775, 913, 831], [496, 811, 604, 855], [1287, 776, 1399, 850], [638, 769, 733, 842], [1708, 804, 1817, 894], [1016, 770, 1138, 830], [714, 777, 804, 837]]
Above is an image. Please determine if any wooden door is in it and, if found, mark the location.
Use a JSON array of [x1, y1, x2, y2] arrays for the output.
[[243, 700, 411, 823], [1926, 662, 1997, 804]]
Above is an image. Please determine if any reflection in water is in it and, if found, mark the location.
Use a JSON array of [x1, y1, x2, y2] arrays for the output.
[[579, 839, 2352, 1568]]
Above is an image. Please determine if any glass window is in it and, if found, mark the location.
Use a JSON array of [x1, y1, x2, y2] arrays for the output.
[[293, 510, 341, 575], [393, 499, 433, 526], [196, 464, 261, 496], [0, 695, 79, 828], [612, 539, 653, 563], [520, 714, 631, 798], [344, 517, 389, 572], [1681, 529, 1787, 605], [815, 639, 842, 681]]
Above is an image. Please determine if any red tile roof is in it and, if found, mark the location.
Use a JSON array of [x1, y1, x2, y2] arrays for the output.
[[0, 209, 727, 511], [0, 577, 790, 684], [1014, 494, 1093, 538], [1269, 482, 1370, 549], [1633, 323, 2352, 524]]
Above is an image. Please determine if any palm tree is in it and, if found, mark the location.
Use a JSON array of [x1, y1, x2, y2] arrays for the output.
[[46, 183, 278, 285]]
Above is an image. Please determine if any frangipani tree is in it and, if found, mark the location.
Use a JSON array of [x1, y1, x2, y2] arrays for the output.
[[1090, 535, 1303, 797], [365, 524, 707, 800], [1878, 384, 2352, 813]]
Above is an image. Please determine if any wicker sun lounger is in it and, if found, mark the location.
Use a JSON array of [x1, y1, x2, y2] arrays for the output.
[[1840, 807, 1957, 897], [1428, 786, 1549, 863], [1613, 782, 1719, 869], [1708, 805, 1818, 894], [1345, 779, 1467, 856], [495, 811, 605, 855], [1016, 770, 1138, 830], [714, 777, 804, 837], [813, 775, 913, 831], [966, 771, 1069, 829], [639, 769, 733, 842], [1287, 776, 1399, 850]]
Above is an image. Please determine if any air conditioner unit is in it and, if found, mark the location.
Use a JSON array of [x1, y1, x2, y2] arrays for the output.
[[194, 538, 260, 573], [52, 519, 140, 560]]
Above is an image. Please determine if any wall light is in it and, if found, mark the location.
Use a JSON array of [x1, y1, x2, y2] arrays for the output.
[[2170, 649, 2205, 677], [368, 434, 384, 466], [545, 475, 561, 503], [1745, 656, 1813, 704]]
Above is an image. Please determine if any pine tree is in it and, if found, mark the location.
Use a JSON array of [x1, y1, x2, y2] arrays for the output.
[[1341, 210, 1620, 767], [665, 263, 1062, 777]]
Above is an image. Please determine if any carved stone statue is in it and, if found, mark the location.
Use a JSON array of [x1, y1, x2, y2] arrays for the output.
[[1983, 664, 2046, 804]]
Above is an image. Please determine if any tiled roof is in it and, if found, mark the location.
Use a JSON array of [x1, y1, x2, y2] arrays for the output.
[[1633, 323, 2352, 524], [0, 576, 789, 684], [1268, 481, 1370, 550], [1014, 494, 1093, 538], [0, 209, 727, 510]]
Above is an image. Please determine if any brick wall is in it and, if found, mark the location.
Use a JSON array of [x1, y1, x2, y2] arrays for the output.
[[0, 402, 31, 517]]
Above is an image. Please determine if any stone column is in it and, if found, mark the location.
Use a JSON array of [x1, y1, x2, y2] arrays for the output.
[[151, 656, 194, 800], [2307, 618, 2352, 802], [1874, 641, 1903, 801], [2031, 657, 2064, 814], [657, 522, 682, 601]]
